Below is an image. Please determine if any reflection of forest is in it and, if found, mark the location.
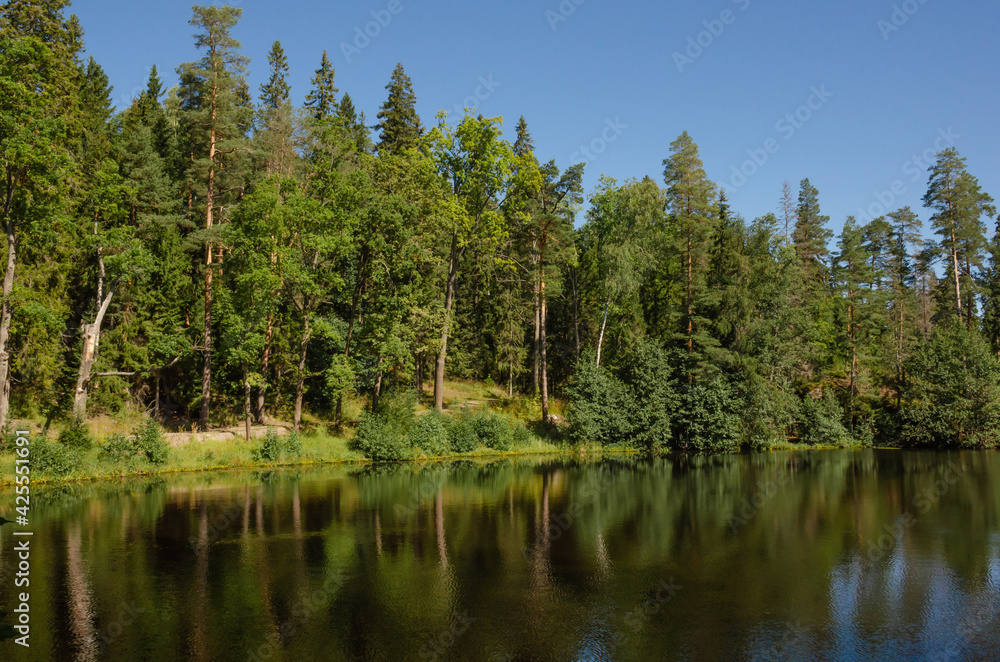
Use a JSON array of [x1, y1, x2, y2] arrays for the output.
[[1, 451, 998, 661]]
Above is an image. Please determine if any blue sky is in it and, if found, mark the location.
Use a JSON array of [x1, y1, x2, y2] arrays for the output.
[[73, 0, 999, 236]]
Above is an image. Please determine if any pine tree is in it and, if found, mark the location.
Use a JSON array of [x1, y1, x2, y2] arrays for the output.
[[375, 63, 423, 155], [177, 4, 250, 429], [663, 131, 717, 377], [792, 178, 832, 281], [923, 148, 996, 327]]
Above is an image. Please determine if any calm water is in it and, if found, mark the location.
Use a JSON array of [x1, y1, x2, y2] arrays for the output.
[[1, 450, 999, 661]]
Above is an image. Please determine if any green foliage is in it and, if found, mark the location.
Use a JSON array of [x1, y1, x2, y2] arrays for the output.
[[99, 433, 141, 465], [351, 413, 410, 462], [444, 411, 479, 453], [251, 429, 302, 462], [566, 357, 634, 446], [32, 438, 80, 478], [99, 420, 169, 466], [675, 377, 741, 453], [797, 390, 852, 447], [59, 420, 94, 450], [898, 323, 1000, 447], [410, 412, 450, 455]]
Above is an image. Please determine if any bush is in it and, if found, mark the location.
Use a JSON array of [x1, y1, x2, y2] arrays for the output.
[[444, 412, 479, 453], [410, 413, 450, 455], [59, 420, 94, 450], [623, 342, 680, 451], [99, 433, 140, 464], [33, 438, 80, 477], [797, 389, 852, 447], [897, 323, 1000, 448], [133, 419, 169, 465], [471, 409, 514, 451], [251, 429, 301, 462], [566, 355, 635, 445], [675, 376, 742, 453], [350, 413, 410, 462], [98, 420, 170, 466]]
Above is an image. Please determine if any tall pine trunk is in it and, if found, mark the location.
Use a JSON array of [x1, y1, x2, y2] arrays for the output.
[[0, 217, 17, 429], [199, 79, 219, 430], [539, 240, 549, 423]]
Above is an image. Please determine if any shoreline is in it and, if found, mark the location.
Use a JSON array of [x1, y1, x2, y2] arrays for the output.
[[0, 440, 952, 489]]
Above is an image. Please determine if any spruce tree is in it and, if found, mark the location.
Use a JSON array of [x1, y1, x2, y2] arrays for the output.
[[375, 63, 423, 155], [304, 50, 337, 121], [792, 178, 832, 281]]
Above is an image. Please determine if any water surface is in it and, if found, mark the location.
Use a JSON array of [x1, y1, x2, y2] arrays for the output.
[[1, 450, 998, 661]]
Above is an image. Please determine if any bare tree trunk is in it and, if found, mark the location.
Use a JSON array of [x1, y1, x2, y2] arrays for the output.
[[200, 80, 219, 431], [434, 233, 461, 412], [532, 242, 540, 396], [951, 225, 962, 320], [540, 241, 549, 423], [256, 311, 275, 424], [849, 295, 856, 434], [73, 288, 115, 419], [596, 294, 611, 366], [0, 217, 17, 429], [243, 369, 251, 442], [293, 314, 310, 431], [570, 269, 581, 361], [335, 255, 366, 428]]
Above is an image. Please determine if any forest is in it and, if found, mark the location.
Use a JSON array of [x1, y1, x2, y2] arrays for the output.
[[2, 1, 999, 455]]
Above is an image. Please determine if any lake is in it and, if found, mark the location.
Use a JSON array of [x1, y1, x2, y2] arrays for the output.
[[1, 450, 998, 661]]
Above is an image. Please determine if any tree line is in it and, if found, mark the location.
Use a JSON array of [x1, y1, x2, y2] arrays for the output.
[[2, 1, 999, 448]]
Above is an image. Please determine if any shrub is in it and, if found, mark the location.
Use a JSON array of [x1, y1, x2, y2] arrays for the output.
[[350, 413, 410, 462], [410, 413, 450, 455], [566, 356, 634, 446], [99, 432, 140, 464], [133, 419, 169, 465], [675, 376, 742, 453], [33, 439, 80, 477], [622, 342, 680, 451], [251, 429, 301, 462], [897, 323, 1000, 448], [59, 420, 94, 450], [444, 412, 479, 453], [471, 409, 514, 451], [797, 389, 852, 447]]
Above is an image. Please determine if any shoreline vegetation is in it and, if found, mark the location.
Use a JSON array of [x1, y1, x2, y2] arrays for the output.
[[1, 3, 999, 476], [0, 378, 930, 489]]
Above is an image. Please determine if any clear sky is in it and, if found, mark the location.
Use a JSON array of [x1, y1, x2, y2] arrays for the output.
[[72, 0, 1000, 236]]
